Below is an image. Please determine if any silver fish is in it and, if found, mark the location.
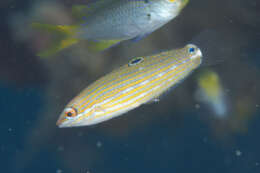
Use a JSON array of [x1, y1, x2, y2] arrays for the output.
[[32, 0, 189, 56]]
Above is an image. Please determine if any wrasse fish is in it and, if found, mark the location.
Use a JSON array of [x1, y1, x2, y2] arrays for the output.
[[32, 0, 189, 57], [56, 44, 202, 127], [195, 69, 227, 117]]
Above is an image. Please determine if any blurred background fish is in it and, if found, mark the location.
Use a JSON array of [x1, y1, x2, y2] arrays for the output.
[[31, 0, 189, 57], [195, 69, 228, 118]]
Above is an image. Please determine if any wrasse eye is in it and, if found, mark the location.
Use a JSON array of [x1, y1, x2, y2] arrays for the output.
[[65, 107, 78, 118], [188, 47, 195, 54], [186, 44, 197, 54]]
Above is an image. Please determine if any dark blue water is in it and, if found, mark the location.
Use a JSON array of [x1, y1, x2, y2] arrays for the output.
[[1, 0, 260, 172]]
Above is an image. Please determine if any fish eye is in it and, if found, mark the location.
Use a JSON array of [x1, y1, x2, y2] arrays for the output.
[[128, 57, 144, 66], [64, 107, 78, 118], [188, 47, 196, 54]]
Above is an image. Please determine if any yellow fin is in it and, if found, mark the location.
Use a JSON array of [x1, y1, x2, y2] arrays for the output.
[[37, 38, 79, 57], [87, 40, 122, 52], [31, 23, 79, 57], [198, 70, 221, 100]]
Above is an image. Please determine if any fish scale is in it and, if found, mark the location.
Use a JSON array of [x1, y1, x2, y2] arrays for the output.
[[78, 0, 151, 39]]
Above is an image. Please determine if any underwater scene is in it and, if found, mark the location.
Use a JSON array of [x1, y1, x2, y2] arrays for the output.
[[1, 0, 260, 172]]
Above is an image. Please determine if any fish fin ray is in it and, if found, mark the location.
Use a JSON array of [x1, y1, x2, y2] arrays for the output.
[[31, 23, 79, 57]]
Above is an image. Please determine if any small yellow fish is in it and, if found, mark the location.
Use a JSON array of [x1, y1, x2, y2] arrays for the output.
[[57, 44, 202, 127], [196, 70, 227, 117]]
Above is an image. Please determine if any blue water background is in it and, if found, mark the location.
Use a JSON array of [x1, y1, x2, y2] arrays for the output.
[[0, 0, 260, 172]]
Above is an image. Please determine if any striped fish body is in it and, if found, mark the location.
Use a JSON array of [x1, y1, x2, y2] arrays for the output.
[[76, 0, 189, 40], [57, 44, 202, 127]]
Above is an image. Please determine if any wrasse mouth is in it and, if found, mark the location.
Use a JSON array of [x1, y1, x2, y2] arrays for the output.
[[56, 118, 67, 128], [196, 48, 202, 58]]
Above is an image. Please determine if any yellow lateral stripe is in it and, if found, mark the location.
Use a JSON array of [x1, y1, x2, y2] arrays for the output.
[[87, 66, 188, 122], [75, 50, 180, 104], [77, 55, 189, 110], [74, 55, 163, 99], [104, 60, 194, 109], [79, 55, 191, 110], [73, 58, 193, 124], [102, 60, 191, 107], [91, 61, 196, 120], [86, 60, 183, 108], [74, 54, 177, 106]]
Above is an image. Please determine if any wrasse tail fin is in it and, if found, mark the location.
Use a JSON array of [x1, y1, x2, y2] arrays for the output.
[[31, 23, 79, 57]]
